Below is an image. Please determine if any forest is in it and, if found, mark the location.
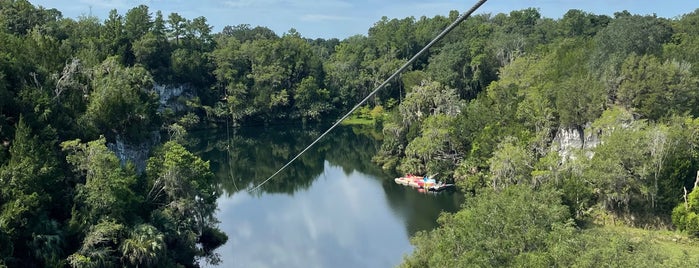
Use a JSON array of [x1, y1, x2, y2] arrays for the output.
[[3, 0, 699, 266]]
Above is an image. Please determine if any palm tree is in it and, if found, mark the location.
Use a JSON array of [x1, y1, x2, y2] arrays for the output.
[[120, 224, 165, 267]]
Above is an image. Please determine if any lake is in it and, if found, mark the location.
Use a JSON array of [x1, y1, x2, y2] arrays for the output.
[[190, 124, 463, 268]]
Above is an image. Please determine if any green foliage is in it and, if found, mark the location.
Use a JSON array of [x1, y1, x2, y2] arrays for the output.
[[62, 137, 139, 226], [617, 54, 699, 120], [84, 57, 160, 142], [557, 9, 611, 37], [673, 186, 699, 236], [402, 114, 461, 176], [146, 141, 224, 265], [488, 137, 534, 189], [59, 137, 225, 267], [665, 10, 699, 74], [295, 76, 331, 120], [402, 185, 570, 267], [0, 116, 63, 267], [375, 81, 464, 173], [211, 30, 327, 123], [403, 185, 698, 267], [398, 80, 462, 126], [67, 219, 125, 268], [591, 14, 673, 76], [120, 224, 165, 267], [453, 158, 488, 194], [427, 33, 496, 98], [124, 5, 152, 42], [382, 7, 699, 265], [221, 24, 278, 42]]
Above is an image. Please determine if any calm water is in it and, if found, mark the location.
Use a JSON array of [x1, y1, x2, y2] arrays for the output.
[[190, 125, 462, 268]]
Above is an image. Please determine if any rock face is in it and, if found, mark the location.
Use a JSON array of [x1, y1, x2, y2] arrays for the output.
[[552, 124, 600, 160], [108, 83, 191, 173], [154, 83, 193, 113], [108, 132, 160, 174]]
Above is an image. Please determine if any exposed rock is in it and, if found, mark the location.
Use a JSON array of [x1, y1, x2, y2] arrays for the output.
[[108, 132, 160, 174], [107, 83, 191, 173], [154, 83, 194, 113], [552, 123, 600, 161]]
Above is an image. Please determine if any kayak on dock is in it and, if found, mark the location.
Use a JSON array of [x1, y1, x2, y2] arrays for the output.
[[394, 173, 453, 192], [394, 174, 421, 185]]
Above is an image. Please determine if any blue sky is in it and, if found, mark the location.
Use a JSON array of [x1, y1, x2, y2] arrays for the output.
[[30, 0, 699, 39]]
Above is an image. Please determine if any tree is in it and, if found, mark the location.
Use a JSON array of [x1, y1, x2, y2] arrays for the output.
[[101, 9, 129, 64], [170, 47, 212, 87], [220, 24, 278, 42], [617, 54, 699, 120], [120, 224, 165, 267], [427, 19, 497, 98], [402, 114, 461, 176], [398, 80, 462, 127], [591, 14, 673, 101], [401, 185, 570, 267], [672, 179, 699, 237], [211, 35, 248, 122], [581, 107, 671, 220], [557, 9, 610, 38], [0, 116, 63, 267], [0, 0, 61, 35], [61, 137, 139, 226], [146, 141, 225, 266], [133, 31, 170, 81], [294, 76, 331, 121], [66, 15, 106, 68], [124, 5, 152, 42], [83, 57, 159, 142], [67, 220, 125, 268], [166, 13, 186, 45], [673, 187, 699, 236], [488, 137, 534, 189], [185, 16, 213, 51], [401, 183, 689, 267], [665, 9, 699, 74], [555, 75, 606, 128], [324, 35, 374, 107]]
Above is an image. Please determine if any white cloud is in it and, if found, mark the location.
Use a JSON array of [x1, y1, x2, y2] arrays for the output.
[[78, 0, 122, 8], [295, 0, 352, 9], [300, 14, 356, 22], [223, 0, 262, 8], [224, 0, 351, 9]]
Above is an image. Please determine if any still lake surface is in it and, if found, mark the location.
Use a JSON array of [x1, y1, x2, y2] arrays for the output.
[[190, 125, 462, 268]]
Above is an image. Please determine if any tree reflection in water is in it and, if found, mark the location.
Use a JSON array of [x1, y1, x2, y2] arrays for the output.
[[188, 124, 461, 236]]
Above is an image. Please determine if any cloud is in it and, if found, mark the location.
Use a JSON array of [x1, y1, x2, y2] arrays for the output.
[[300, 14, 356, 22], [224, 0, 351, 9], [296, 0, 352, 9], [223, 0, 259, 8], [78, 0, 127, 9], [77, 0, 155, 9]]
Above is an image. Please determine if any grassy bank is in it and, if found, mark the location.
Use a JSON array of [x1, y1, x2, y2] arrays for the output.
[[341, 116, 376, 125], [597, 225, 699, 262]]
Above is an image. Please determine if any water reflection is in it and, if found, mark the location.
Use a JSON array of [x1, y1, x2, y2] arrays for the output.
[[213, 163, 412, 267], [188, 125, 462, 267], [189, 125, 325, 194], [382, 181, 464, 235]]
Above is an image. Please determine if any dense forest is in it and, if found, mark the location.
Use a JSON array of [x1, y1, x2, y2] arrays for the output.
[[3, 0, 699, 266]]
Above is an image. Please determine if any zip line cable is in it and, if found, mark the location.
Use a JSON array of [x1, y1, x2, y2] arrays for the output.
[[248, 0, 489, 192]]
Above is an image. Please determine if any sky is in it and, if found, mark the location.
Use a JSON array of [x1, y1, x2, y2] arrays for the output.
[[29, 0, 699, 39]]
